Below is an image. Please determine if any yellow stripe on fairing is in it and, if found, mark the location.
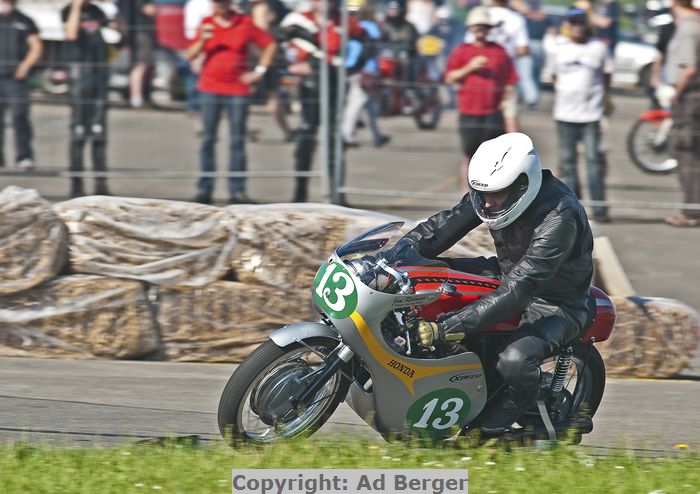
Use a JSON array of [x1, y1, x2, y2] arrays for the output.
[[349, 311, 481, 395]]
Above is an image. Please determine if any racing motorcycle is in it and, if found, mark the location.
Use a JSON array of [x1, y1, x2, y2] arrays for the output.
[[218, 222, 616, 446]]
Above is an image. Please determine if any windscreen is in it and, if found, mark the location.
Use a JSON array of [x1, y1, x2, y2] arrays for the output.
[[335, 222, 448, 293]]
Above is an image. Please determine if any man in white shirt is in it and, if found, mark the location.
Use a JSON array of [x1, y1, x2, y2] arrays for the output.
[[544, 7, 613, 222]]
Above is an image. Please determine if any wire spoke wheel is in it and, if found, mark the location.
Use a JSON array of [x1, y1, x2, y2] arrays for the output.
[[218, 337, 351, 447], [518, 344, 605, 430]]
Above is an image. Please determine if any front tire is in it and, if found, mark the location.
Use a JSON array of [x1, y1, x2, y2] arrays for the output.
[[217, 337, 351, 447]]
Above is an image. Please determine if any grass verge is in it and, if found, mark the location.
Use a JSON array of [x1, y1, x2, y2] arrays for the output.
[[1, 438, 699, 494]]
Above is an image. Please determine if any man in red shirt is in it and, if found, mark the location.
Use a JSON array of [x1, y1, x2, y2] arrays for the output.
[[445, 6, 518, 191], [186, 0, 276, 204]]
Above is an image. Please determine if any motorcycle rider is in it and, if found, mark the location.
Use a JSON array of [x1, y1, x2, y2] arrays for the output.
[[390, 132, 595, 434], [381, 0, 419, 102]]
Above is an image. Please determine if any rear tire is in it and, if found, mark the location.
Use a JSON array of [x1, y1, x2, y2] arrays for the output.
[[627, 118, 677, 174], [518, 343, 606, 429], [217, 337, 351, 447]]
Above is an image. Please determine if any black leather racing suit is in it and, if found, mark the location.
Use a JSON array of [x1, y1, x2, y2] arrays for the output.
[[396, 170, 595, 403]]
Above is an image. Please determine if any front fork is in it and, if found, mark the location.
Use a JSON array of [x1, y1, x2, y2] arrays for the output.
[[293, 343, 354, 408]]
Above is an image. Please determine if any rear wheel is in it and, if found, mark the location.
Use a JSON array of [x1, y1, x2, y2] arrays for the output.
[[519, 343, 606, 428], [627, 118, 677, 174], [217, 337, 351, 447]]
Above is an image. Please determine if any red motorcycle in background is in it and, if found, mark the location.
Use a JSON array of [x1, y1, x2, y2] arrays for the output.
[[626, 85, 677, 174], [377, 35, 443, 130]]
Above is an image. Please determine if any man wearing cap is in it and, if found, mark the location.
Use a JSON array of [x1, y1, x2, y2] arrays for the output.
[[445, 6, 518, 191], [543, 7, 612, 223], [664, 0, 700, 227]]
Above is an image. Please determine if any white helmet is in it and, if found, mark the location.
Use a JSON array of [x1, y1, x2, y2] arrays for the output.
[[468, 132, 542, 230]]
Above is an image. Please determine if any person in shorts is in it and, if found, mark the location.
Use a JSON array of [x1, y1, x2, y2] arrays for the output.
[[445, 6, 518, 191]]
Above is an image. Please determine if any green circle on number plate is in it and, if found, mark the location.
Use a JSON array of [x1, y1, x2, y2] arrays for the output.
[[312, 261, 358, 319], [406, 388, 471, 438]]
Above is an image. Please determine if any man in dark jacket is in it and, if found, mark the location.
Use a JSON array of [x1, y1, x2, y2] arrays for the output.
[[0, 0, 42, 169], [62, 0, 117, 197], [395, 132, 595, 433]]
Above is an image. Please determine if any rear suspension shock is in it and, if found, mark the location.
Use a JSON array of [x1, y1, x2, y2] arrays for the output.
[[550, 346, 574, 394]]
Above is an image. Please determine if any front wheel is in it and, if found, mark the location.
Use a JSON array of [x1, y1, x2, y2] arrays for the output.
[[217, 337, 351, 447]]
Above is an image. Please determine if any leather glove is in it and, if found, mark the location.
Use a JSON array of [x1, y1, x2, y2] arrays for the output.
[[417, 320, 440, 347], [415, 317, 466, 348]]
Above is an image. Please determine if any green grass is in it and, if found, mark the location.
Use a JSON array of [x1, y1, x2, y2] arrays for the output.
[[1, 438, 699, 494]]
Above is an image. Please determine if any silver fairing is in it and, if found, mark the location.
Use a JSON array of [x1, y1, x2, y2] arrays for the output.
[[326, 252, 487, 440]]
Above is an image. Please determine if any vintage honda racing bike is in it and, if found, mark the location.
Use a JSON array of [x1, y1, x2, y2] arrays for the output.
[[217, 222, 616, 446]]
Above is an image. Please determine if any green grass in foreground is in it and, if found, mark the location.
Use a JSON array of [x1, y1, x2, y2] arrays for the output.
[[1, 438, 699, 494]]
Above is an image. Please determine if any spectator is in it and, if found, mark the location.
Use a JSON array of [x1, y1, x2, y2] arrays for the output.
[[342, 3, 390, 148], [649, 16, 676, 106], [250, 0, 293, 142], [544, 7, 612, 222], [279, 0, 347, 203], [590, 0, 620, 53], [664, 0, 700, 227], [62, 0, 116, 197], [382, 0, 420, 97], [445, 6, 517, 190], [512, 0, 550, 106], [467, 0, 532, 129], [183, 0, 212, 131], [0, 0, 42, 170], [186, 0, 277, 205], [407, 0, 436, 35], [128, 0, 157, 108], [428, 5, 466, 109]]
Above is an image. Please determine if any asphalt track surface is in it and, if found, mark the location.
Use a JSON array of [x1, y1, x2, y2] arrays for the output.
[[1, 356, 699, 453], [1, 91, 699, 451]]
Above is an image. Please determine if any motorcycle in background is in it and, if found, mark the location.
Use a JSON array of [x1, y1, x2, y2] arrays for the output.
[[218, 222, 616, 447], [626, 83, 677, 174], [377, 34, 443, 130]]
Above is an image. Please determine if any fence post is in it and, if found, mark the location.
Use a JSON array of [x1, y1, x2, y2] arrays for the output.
[[332, 0, 349, 205], [319, 0, 331, 202]]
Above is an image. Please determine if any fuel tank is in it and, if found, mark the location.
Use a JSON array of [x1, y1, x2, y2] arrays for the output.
[[401, 266, 616, 341]]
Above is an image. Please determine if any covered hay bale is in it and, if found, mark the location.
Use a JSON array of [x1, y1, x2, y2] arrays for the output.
[[598, 296, 700, 378], [0, 186, 68, 294], [228, 204, 400, 290], [0, 275, 160, 359], [54, 196, 238, 286], [155, 281, 315, 362]]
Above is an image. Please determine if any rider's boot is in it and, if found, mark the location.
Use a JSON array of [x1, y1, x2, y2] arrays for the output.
[[477, 386, 537, 435]]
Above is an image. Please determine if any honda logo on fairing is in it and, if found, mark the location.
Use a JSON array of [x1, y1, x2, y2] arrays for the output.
[[449, 372, 482, 383], [387, 359, 415, 378]]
